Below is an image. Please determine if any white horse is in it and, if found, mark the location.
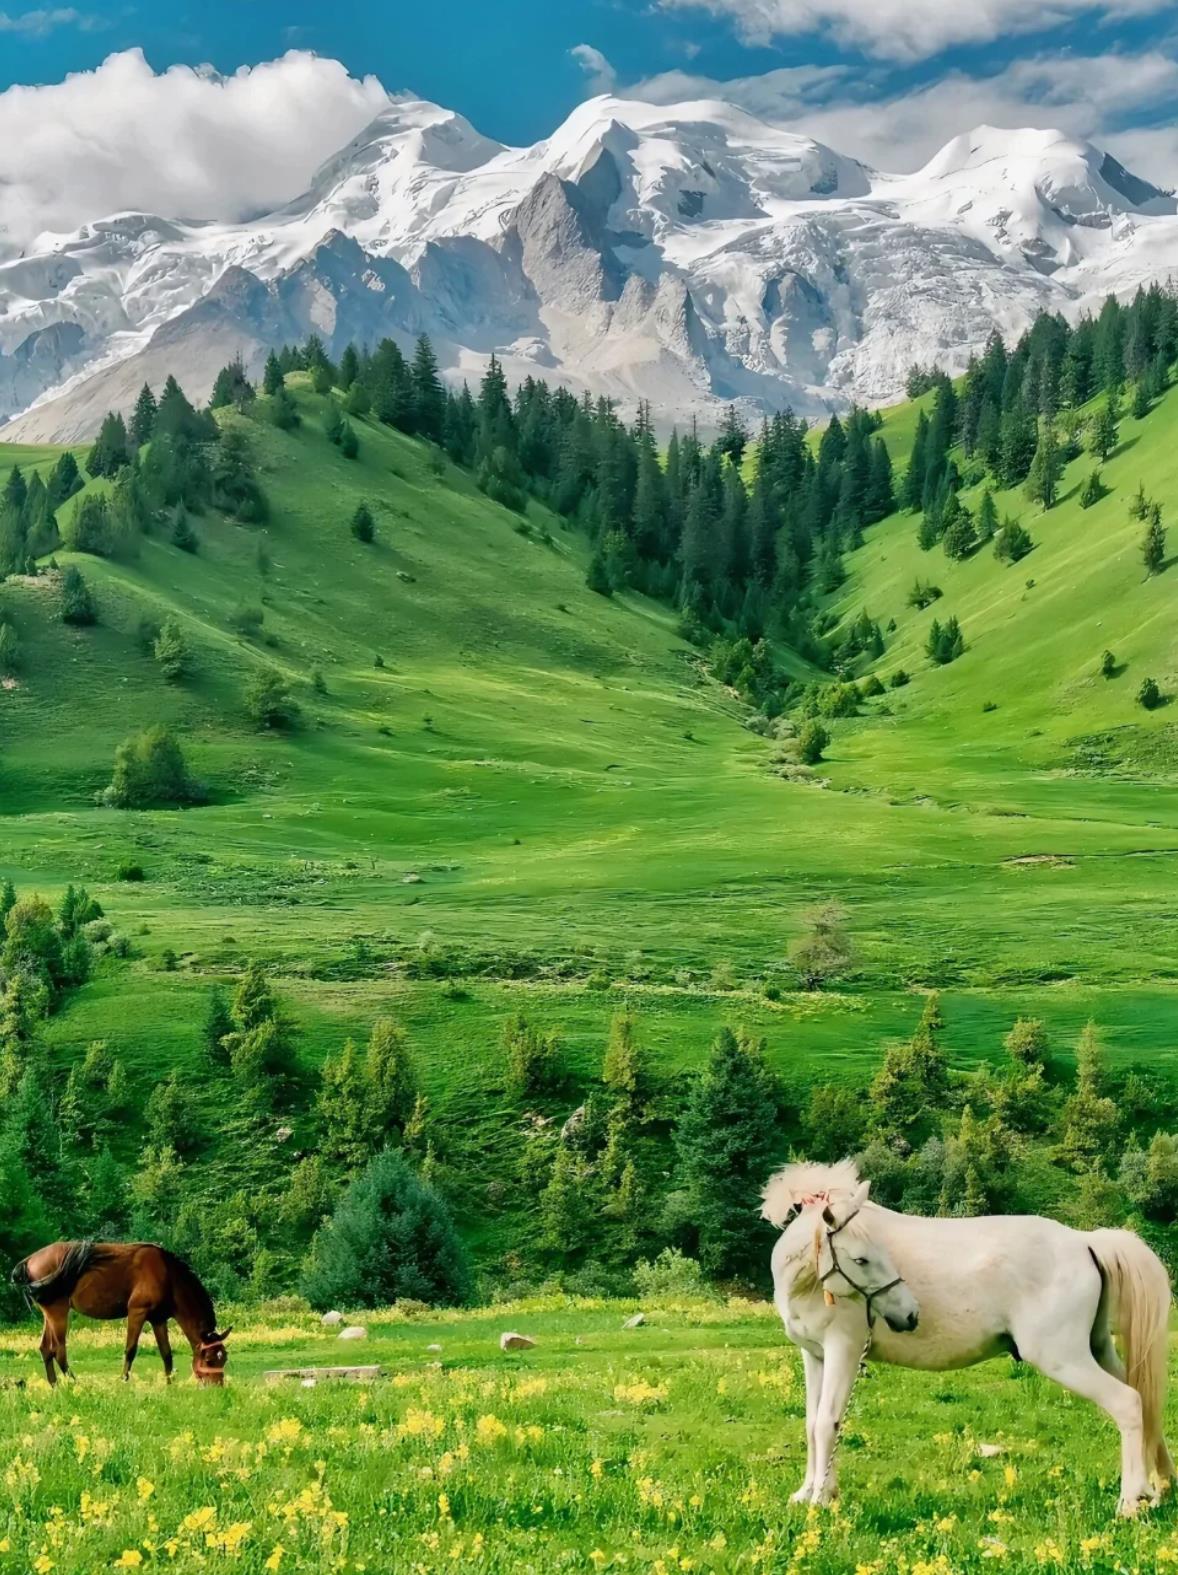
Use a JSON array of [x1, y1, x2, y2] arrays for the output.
[[764, 1159, 1173, 1516]]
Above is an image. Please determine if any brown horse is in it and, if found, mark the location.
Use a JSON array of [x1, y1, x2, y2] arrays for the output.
[[10, 1242, 232, 1386]]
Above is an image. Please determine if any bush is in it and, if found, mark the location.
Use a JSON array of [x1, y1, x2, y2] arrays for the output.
[[302, 1148, 472, 1310], [797, 719, 830, 765], [890, 669, 910, 688], [1138, 677, 1163, 711], [633, 1247, 710, 1300], [102, 725, 201, 808], [116, 861, 145, 882], [153, 618, 189, 682], [351, 503, 375, 543], [1100, 650, 1117, 680], [228, 605, 264, 638], [245, 668, 299, 730]]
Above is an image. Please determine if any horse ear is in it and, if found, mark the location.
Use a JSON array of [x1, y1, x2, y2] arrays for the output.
[[851, 1180, 871, 1211], [822, 1204, 837, 1227], [219, 1327, 233, 1341]]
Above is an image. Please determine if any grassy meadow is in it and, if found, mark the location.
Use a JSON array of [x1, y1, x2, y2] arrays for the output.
[[4, 1296, 1178, 1573]]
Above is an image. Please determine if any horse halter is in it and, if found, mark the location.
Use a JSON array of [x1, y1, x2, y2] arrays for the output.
[[194, 1337, 228, 1385], [818, 1207, 904, 1328]]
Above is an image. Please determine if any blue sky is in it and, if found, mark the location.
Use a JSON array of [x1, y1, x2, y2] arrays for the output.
[[0, 1, 1176, 248], [1, 0, 1175, 150]]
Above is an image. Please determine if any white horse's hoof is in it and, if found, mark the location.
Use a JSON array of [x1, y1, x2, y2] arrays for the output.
[[1117, 1491, 1155, 1518], [789, 1486, 811, 1505]]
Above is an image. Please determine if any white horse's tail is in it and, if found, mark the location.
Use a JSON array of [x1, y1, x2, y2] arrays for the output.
[[1088, 1228, 1172, 1459]]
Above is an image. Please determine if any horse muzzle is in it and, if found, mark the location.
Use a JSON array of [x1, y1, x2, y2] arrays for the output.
[[885, 1308, 919, 1333]]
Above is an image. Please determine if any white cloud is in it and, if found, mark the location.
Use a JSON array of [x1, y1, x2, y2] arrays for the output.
[[623, 50, 1178, 185], [0, 8, 100, 33], [0, 48, 390, 250], [659, 0, 1171, 61], [571, 43, 618, 94]]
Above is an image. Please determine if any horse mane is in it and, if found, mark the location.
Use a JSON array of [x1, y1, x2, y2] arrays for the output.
[[160, 1249, 217, 1335], [761, 1158, 863, 1228]]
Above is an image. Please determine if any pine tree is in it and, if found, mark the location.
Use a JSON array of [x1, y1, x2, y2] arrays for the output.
[[302, 1148, 471, 1309], [203, 989, 233, 1066], [365, 1017, 417, 1138], [1088, 401, 1120, 463], [130, 384, 158, 447], [60, 565, 97, 625], [153, 618, 189, 682], [1057, 1023, 1121, 1172], [1079, 469, 1104, 509], [976, 489, 998, 542], [942, 508, 977, 561], [869, 995, 949, 1142], [262, 352, 285, 397], [350, 502, 375, 543], [317, 1039, 374, 1172], [1025, 420, 1064, 509], [602, 1011, 646, 1111], [1142, 504, 1166, 575], [85, 412, 131, 479], [673, 1028, 783, 1280], [410, 336, 446, 443], [46, 452, 82, 511], [539, 1144, 596, 1257]]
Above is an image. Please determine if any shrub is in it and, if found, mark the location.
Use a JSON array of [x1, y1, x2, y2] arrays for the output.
[[1138, 677, 1163, 711], [797, 719, 830, 765], [153, 618, 189, 682], [102, 725, 200, 808], [228, 605, 264, 638], [64, 493, 114, 555], [245, 668, 299, 730], [351, 503, 375, 543], [302, 1148, 472, 1310], [1100, 650, 1117, 680], [890, 669, 910, 688], [633, 1247, 710, 1300], [116, 861, 145, 882]]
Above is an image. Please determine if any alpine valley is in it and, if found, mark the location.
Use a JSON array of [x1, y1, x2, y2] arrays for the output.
[[3, 94, 1178, 442]]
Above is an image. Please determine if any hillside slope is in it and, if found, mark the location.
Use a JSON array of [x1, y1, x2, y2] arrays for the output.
[[6, 379, 1178, 1270]]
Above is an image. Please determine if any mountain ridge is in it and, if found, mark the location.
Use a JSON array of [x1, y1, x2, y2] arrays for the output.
[[4, 96, 1178, 440]]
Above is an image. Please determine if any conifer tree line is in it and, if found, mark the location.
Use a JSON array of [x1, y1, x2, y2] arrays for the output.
[[904, 283, 1178, 562], [259, 333, 896, 694], [8, 880, 1178, 1307], [1, 368, 269, 582]]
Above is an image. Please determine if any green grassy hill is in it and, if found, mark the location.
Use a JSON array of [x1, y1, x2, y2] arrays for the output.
[[5, 374, 1178, 1268]]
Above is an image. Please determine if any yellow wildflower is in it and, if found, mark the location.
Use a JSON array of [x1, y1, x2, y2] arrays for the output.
[[113, 1555, 143, 1571], [264, 1549, 285, 1573], [136, 1478, 155, 1502], [474, 1414, 508, 1445]]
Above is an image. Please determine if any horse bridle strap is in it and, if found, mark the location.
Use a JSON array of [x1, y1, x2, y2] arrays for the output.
[[819, 1208, 903, 1328]]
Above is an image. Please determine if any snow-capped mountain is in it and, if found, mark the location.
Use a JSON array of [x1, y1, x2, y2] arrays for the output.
[[2, 97, 1177, 440]]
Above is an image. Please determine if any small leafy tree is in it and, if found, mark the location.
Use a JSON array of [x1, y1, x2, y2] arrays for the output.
[[790, 901, 855, 990], [245, 669, 299, 730], [103, 725, 198, 808], [504, 1015, 562, 1096], [1138, 677, 1163, 710], [351, 503, 375, 543], [1100, 649, 1117, 679], [153, 618, 189, 682], [797, 719, 830, 765], [302, 1148, 472, 1309], [994, 520, 1033, 564]]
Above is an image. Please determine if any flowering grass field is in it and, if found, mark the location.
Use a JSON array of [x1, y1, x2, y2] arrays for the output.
[[1, 1297, 1178, 1574]]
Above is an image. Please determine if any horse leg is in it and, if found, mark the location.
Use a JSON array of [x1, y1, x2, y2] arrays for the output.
[[791, 1350, 823, 1504], [54, 1308, 72, 1379], [1026, 1339, 1152, 1514], [39, 1318, 57, 1387], [152, 1321, 175, 1384], [808, 1336, 861, 1506], [122, 1305, 150, 1381]]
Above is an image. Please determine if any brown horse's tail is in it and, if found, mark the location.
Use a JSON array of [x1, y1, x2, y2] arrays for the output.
[[11, 1242, 100, 1307]]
